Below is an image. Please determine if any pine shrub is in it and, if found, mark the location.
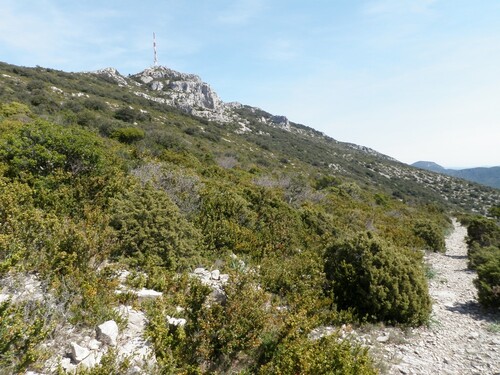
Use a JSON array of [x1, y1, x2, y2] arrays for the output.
[[110, 183, 201, 269], [413, 220, 446, 252], [472, 246, 500, 308], [324, 233, 431, 326]]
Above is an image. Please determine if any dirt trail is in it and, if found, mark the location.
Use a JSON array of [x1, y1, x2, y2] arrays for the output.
[[381, 219, 500, 374]]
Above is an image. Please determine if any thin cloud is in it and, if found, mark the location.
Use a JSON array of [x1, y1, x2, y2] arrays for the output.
[[364, 0, 438, 16], [262, 38, 299, 61], [216, 0, 265, 26]]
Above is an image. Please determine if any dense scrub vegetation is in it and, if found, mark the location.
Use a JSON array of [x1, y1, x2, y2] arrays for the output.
[[461, 214, 500, 308], [0, 61, 479, 373]]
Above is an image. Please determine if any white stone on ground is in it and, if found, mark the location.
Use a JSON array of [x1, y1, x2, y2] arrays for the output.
[[70, 342, 90, 364], [96, 320, 119, 346]]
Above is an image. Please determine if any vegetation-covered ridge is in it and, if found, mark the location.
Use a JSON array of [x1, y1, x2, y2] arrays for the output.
[[412, 161, 500, 190], [0, 61, 497, 373], [0, 61, 498, 215]]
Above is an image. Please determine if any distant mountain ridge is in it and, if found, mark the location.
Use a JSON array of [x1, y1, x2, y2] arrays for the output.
[[412, 161, 500, 189]]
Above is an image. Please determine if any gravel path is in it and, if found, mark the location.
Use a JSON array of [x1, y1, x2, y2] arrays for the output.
[[380, 219, 500, 375]]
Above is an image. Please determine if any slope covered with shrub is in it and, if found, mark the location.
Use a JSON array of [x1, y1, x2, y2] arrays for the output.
[[0, 61, 489, 373]]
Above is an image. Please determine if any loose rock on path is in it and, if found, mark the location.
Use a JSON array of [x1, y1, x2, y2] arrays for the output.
[[378, 219, 499, 375]]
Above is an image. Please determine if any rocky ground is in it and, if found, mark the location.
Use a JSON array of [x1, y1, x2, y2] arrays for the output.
[[372, 219, 500, 374], [2, 220, 498, 374]]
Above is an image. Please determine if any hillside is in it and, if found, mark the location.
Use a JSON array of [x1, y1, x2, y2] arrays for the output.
[[1, 62, 498, 215], [0, 61, 499, 374], [413, 161, 500, 189]]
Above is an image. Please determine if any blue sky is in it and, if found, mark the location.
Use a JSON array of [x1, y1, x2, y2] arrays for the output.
[[1, 0, 499, 168]]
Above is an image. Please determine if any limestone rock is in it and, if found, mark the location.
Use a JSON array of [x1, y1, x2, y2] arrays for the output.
[[88, 339, 101, 350], [167, 316, 187, 327], [211, 270, 220, 280], [70, 342, 90, 364], [94, 67, 129, 87], [96, 320, 119, 346], [80, 352, 100, 369], [115, 305, 156, 369], [190, 267, 229, 303], [130, 66, 229, 122], [376, 334, 390, 343], [135, 288, 163, 300]]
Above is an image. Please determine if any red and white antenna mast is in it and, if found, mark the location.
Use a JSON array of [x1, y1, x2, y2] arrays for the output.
[[153, 32, 158, 67]]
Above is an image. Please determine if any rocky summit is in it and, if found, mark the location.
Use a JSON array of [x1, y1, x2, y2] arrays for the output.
[[94, 65, 295, 131]]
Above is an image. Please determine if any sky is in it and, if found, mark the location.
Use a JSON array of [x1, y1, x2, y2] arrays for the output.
[[1, 0, 499, 168]]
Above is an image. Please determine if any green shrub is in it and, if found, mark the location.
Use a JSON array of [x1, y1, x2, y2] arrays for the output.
[[413, 220, 446, 252], [324, 233, 431, 326], [82, 98, 108, 112], [464, 215, 500, 308], [0, 102, 32, 118], [257, 311, 375, 375], [0, 300, 50, 373], [0, 119, 107, 180], [472, 246, 500, 308], [260, 250, 325, 310], [111, 127, 145, 144], [187, 275, 269, 371], [146, 274, 270, 373], [110, 183, 201, 269], [466, 216, 500, 249], [114, 107, 139, 123], [259, 335, 376, 375], [197, 184, 257, 254], [489, 205, 500, 220]]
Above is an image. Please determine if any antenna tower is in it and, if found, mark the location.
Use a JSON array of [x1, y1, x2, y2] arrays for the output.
[[153, 32, 158, 67]]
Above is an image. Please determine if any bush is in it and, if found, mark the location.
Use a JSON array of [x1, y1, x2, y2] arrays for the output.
[[0, 119, 107, 179], [0, 299, 50, 373], [111, 127, 145, 144], [489, 205, 500, 220], [82, 98, 108, 112], [324, 233, 431, 325], [466, 216, 500, 249], [187, 275, 269, 371], [110, 183, 201, 269], [145, 274, 270, 373], [471, 246, 500, 308], [114, 107, 138, 123], [413, 220, 446, 252], [257, 311, 376, 375], [259, 250, 325, 310], [259, 334, 376, 375]]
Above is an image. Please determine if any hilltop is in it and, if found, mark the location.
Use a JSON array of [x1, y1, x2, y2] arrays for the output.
[[0, 61, 499, 374]]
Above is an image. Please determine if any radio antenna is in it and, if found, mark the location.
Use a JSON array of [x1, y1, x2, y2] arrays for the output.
[[153, 32, 158, 66]]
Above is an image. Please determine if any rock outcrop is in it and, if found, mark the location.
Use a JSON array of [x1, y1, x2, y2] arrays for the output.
[[129, 66, 231, 122], [91, 65, 306, 132], [191, 267, 229, 302], [96, 320, 119, 346]]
